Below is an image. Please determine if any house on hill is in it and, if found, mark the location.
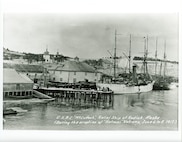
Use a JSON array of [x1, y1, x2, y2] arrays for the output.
[[3, 68, 33, 98], [49, 60, 101, 83]]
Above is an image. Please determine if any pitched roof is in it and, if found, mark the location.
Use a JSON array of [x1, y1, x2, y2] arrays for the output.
[[55, 61, 97, 72], [44, 63, 62, 70], [3, 63, 44, 73], [3, 68, 33, 84]]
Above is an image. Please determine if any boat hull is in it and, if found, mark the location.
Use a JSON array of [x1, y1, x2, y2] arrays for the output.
[[97, 81, 154, 94], [153, 82, 170, 90]]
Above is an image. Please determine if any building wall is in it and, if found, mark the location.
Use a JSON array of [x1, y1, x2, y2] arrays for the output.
[[43, 54, 51, 63], [50, 71, 101, 83], [21, 72, 43, 80], [3, 83, 33, 92]]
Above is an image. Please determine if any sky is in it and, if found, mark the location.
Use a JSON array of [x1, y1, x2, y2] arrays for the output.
[[3, 13, 179, 61]]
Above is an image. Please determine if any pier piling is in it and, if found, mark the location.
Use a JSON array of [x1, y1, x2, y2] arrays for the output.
[[36, 88, 114, 108]]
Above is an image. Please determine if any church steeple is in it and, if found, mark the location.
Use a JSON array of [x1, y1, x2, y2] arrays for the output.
[[43, 48, 51, 63], [44, 48, 49, 55]]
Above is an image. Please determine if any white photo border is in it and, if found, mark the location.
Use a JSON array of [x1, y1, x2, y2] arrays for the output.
[[0, 0, 181, 142]]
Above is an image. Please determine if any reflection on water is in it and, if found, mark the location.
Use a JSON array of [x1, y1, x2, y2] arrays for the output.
[[4, 88, 178, 130]]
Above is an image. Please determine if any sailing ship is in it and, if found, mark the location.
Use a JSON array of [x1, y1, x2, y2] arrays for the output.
[[153, 39, 176, 90], [97, 31, 154, 94]]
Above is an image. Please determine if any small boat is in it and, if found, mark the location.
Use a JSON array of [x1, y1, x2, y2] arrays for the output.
[[3, 108, 17, 115], [153, 79, 170, 90]]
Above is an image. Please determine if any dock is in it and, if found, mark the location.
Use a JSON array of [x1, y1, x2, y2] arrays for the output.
[[35, 87, 114, 108]]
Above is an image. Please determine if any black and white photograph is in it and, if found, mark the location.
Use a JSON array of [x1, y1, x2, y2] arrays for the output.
[[2, 13, 179, 130], [0, 0, 181, 141]]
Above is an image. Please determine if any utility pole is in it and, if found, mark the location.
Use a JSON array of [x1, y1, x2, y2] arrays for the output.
[[44, 67, 47, 87]]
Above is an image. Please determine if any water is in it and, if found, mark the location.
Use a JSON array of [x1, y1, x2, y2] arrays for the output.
[[3, 88, 178, 130]]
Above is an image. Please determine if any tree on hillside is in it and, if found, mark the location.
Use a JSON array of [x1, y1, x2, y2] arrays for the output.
[[83, 59, 103, 68]]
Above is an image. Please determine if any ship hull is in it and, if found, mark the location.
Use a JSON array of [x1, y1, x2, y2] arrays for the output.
[[97, 81, 154, 94], [153, 82, 170, 90], [153, 82, 178, 90]]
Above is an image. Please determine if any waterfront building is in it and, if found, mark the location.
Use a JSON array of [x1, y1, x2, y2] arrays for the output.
[[3, 63, 49, 86], [49, 60, 101, 83], [3, 68, 33, 98]]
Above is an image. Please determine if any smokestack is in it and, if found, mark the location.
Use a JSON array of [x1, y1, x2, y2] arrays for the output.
[[132, 65, 137, 83]]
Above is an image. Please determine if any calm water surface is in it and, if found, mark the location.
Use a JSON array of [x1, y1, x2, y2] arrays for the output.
[[4, 88, 178, 130]]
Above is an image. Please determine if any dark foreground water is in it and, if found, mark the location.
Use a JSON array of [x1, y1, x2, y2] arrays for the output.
[[3, 88, 178, 130]]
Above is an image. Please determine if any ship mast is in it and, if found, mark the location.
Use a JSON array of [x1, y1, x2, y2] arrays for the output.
[[143, 35, 149, 75], [129, 34, 132, 74], [155, 37, 158, 75], [159, 61, 162, 76], [143, 37, 146, 74], [113, 30, 117, 81], [146, 35, 149, 75], [163, 39, 167, 77]]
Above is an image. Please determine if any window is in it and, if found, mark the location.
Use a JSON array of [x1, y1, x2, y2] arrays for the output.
[[17, 92, 20, 96], [95, 73, 97, 76], [73, 78, 76, 83], [60, 78, 63, 81], [10, 92, 13, 96], [5, 92, 9, 96], [85, 72, 87, 76], [53, 77, 55, 81], [16, 84, 20, 90], [34, 78, 38, 83], [74, 72, 76, 75]]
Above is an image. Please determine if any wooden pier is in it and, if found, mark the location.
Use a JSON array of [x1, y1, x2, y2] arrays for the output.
[[35, 87, 114, 108]]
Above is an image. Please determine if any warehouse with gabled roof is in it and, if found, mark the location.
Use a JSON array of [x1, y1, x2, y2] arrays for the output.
[[49, 60, 101, 83], [3, 68, 33, 98]]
